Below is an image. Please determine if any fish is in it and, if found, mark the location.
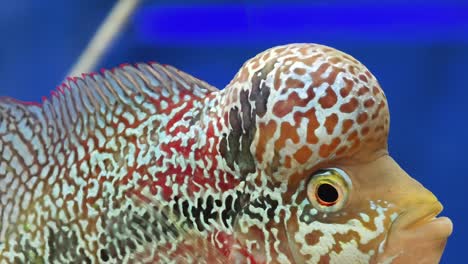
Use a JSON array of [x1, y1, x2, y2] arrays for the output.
[[0, 43, 452, 263]]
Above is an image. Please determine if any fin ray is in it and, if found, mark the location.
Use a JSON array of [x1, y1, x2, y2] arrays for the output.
[[0, 62, 219, 241]]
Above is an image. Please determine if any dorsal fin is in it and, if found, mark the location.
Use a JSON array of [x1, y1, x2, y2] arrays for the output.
[[1, 62, 219, 141], [56, 62, 218, 115], [41, 63, 219, 136], [0, 63, 220, 240]]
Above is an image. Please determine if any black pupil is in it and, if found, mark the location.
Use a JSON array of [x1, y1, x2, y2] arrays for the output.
[[317, 183, 339, 204]]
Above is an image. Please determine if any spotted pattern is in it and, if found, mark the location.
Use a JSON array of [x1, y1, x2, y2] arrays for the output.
[[0, 44, 396, 263]]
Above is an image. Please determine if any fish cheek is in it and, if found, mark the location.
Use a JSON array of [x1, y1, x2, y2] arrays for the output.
[[229, 197, 299, 263], [290, 189, 397, 262]]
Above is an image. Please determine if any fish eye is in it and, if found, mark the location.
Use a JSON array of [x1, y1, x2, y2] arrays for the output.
[[307, 168, 351, 212]]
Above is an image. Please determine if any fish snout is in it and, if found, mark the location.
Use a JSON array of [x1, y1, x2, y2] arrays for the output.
[[377, 178, 453, 264]]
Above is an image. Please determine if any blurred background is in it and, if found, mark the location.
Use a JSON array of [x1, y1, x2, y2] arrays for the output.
[[0, 0, 466, 262]]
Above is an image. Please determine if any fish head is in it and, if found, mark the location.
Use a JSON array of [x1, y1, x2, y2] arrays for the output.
[[224, 44, 452, 263]]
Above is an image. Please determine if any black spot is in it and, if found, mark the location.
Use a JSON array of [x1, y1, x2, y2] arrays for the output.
[[233, 192, 243, 213], [191, 198, 204, 231], [244, 200, 266, 222], [220, 62, 274, 178], [81, 248, 92, 264], [109, 243, 118, 259], [221, 194, 235, 227], [203, 195, 217, 224], [143, 231, 153, 243], [189, 109, 202, 126], [127, 239, 136, 250], [238, 90, 256, 175], [243, 194, 279, 222], [175, 195, 222, 232], [46, 225, 92, 262], [250, 61, 275, 117], [132, 214, 146, 229], [118, 239, 127, 256], [99, 233, 107, 244], [220, 191, 245, 228], [100, 249, 109, 261]]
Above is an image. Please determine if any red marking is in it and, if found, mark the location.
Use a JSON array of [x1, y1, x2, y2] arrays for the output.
[[285, 78, 305, 89], [318, 87, 338, 109], [293, 146, 312, 164], [58, 84, 68, 94], [119, 63, 132, 68], [302, 54, 321, 69], [339, 77, 354, 98], [347, 131, 358, 142], [359, 74, 368, 82], [364, 98, 375, 108], [349, 138, 361, 152], [324, 113, 338, 135], [328, 56, 341, 64], [342, 119, 354, 134], [319, 137, 341, 158], [372, 85, 381, 95], [256, 121, 277, 164], [135, 116, 238, 201], [0, 96, 43, 107], [120, 167, 136, 186], [361, 126, 370, 136], [320, 255, 331, 263], [21, 101, 42, 106], [251, 58, 260, 69], [50, 90, 59, 98], [339, 97, 359, 113], [357, 86, 370, 96], [304, 229, 324, 244], [88, 72, 99, 78], [272, 88, 314, 118], [275, 122, 300, 150], [166, 100, 193, 131], [284, 156, 292, 168], [274, 67, 282, 90], [336, 145, 348, 156], [304, 109, 320, 144], [293, 68, 306, 75], [371, 101, 386, 120], [357, 112, 368, 124], [311, 62, 344, 87], [236, 243, 261, 264]]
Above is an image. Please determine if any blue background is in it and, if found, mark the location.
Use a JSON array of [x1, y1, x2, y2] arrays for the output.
[[0, 0, 466, 262]]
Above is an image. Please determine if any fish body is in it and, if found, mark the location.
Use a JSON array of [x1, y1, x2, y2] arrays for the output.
[[0, 44, 452, 263]]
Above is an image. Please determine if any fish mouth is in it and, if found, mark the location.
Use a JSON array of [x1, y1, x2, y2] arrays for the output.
[[393, 201, 453, 238], [376, 201, 453, 264]]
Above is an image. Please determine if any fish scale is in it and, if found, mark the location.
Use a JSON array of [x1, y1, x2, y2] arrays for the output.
[[0, 43, 452, 263], [0, 62, 241, 263]]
